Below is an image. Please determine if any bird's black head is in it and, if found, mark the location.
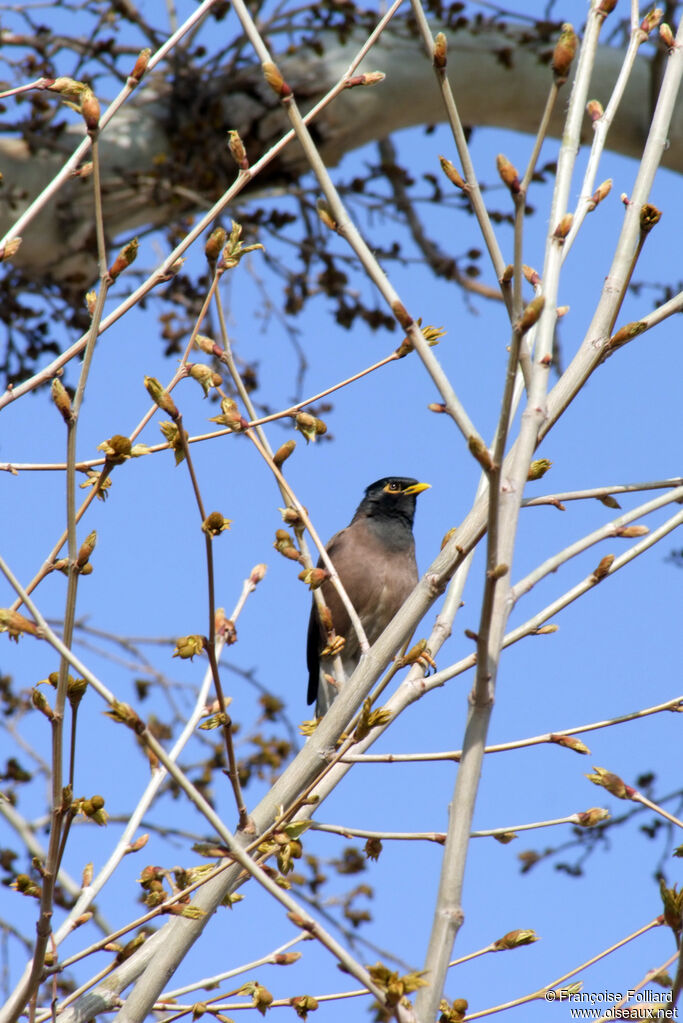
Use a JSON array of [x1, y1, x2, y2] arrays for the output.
[[354, 477, 431, 531]]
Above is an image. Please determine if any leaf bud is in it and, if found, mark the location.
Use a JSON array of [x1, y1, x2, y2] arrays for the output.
[[205, 227, 227, 264], [467, 435, 494, 472], [188, 363, 222, 397], [194, 334, 220, 356], [273, 439, 296, 467], [575, 807, 610, 827], [640, 8, 663, 37], [492, 929, 539, 950], [615, 525, 649, 538], [1, 609, 40, 639], [516, 295, 545, 333], [274, 530, 302, 563], [227, 129, 249, 170], [585, 765, 633, 800], [0, 237, 22, 262], [77, 530, 97, 568], [298, 567, 329, 590], [433, 32, 447, 68], [343, 71, 385, 88], [496, 153, 520, 194], [552, 213, 573, 242], [586, 99, 604, 122], [202, 512, 232, 536], [295, 412, 326, 443], [591, 554, 615, 581], [438, 156, 465, 190], [640, 203, 662, 234], [659, 23, 675, 49], [51, 378, 72, 423], [316, 198, 337, 232], [31, 688, 55, 719], [144, 376, 179, 418], [527, 458, 552, 480], [172, 635, 205, 660], [549, 733, 589, 754], [552, 24, 578, 83], [588, 178, 612, 210], [262, 61, 291, 98], [607, 320, 647, 352], [129, 48, 151, 84], [107, 238, 138, 282], [522, 264, 541, 286], [80, 88, 100, 133]]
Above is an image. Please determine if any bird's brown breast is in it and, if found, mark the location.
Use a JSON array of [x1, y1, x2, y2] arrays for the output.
[[320, 518, 418, 666]]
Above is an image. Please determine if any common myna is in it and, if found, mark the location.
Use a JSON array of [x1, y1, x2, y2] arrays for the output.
[[306, 476, 430, 716]]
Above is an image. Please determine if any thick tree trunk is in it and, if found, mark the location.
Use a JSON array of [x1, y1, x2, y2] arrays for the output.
[[0, 19, 679, 283]]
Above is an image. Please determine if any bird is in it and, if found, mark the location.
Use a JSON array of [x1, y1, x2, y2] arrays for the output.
[[306, 476, 430, 716]]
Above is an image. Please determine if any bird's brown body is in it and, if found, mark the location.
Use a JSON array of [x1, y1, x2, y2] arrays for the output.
[[306, 477, 429, 715]]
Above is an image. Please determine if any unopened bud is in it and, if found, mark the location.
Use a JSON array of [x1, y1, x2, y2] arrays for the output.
[[250, 563, 267, 584], [80, 88, 100, 132], [552, 24, 578, 83], [496, 153, 520, 194], [433, 32, 447, 68], [205, 227, 227, 264], [274, 529, 302, 563], [129, 48, 151, 84], [273, 440, 296, 468], [77, 530, 97, 568], [262, 61, 291, 98], [640, 203, 662, 234], [575, 807, 610, 827], [608, 320, 647, 351], [468, 435, 494, 472], [553, 213, 573, 241], [493, 929, 539, 951], [586, 99, 604, 122], [659, 23, 675, 48], [344, 71, 385, 88], [0, 237, 22, 262], [439, 156, 465, 190], [51, 378, 72, 423], [227, 130, 248, 170], [591, 554, 615, 581], [589, 178, 612, 210], [194, 334, 220, 356], [615, 525, 649, 538], [516, 295, 545, 334], [107, 238, 138, 282], [144, 376, 179, 418], [316, 198, 337, 232], [527, 459, 552, 481]]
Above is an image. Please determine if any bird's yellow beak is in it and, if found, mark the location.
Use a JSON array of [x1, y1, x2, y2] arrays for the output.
[[402, 482, 431, 496]]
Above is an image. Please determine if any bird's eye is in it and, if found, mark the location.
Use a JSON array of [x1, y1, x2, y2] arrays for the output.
[[384, 481, 401, 493]]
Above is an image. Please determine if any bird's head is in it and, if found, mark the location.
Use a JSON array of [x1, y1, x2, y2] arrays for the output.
[[356, 477, 431, 527]]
